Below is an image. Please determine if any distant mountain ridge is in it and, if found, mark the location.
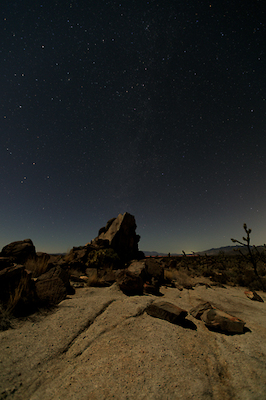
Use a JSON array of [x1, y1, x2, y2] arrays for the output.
[[196, 246, 243, 256], [143, 251, 180, 257], [197, 245, 265, 256], [143, 245, 266, 257]]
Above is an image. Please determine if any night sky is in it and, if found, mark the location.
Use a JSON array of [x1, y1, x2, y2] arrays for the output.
[[1, 0, 265, 254]]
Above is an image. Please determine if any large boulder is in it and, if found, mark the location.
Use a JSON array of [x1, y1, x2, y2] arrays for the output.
[[92, 212, 142, 262], [145, 258, 165, 286], [127, 259, 164, 295], [1, 239, 36, 264], [35, 266, 75, 306], [127, 260, 147, 280], [116, 270, 143, 296], [0, 265, 36, 315]]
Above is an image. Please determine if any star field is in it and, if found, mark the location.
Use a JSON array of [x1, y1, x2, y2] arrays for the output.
[[1, 1, 265, 253]]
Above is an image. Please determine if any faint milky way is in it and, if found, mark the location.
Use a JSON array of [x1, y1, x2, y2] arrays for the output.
[[1, 1, 265, 254]]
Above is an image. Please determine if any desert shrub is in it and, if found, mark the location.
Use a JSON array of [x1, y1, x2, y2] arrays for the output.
[[85, 270, 106, 287], [0, 304, 13, 331], [189, 256, 215, 278], [86, 248, 121, 270], [0, 273, 34, 329], [164, 268, 194, 288], [215, 252, 228, 271], [7, 273, 37, 316], [164, 269, 178, 282], [68, 267, 84, 278], [6, 274, 28, 313], [155, 248, 265, 290], [24, 256, 50, 278]]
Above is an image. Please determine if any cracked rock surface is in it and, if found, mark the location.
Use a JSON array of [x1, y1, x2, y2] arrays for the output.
[[1, 283, 266, 399]]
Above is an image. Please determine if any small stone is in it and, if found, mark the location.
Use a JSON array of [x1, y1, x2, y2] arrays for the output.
[[200, 308, 245, 333], [244, 290, 264, 302], [146, 301, 187, 324]]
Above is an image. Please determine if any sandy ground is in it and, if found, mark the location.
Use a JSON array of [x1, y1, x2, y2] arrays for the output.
[[1, 283, 266, 400]]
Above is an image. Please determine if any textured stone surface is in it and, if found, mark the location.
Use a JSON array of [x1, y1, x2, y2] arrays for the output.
[[0, 285, 266, 399], [35, 266, 74, 305]]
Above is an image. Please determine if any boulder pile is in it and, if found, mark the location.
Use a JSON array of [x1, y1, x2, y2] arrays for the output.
[[1, 211, 261, 330], [0, 213, 147, 316]]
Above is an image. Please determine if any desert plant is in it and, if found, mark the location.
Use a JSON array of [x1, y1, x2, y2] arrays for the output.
[[24, 256, 50, 278], [86, 248, 121, 271], [6, 273, 35, 314], [164, 267, 195, 289], [231, 223, 266, 291], [0, 304, 13, 331], [6, 277, 26, 313], [0, 273, 33, 329], [85, 270, 106, 287]]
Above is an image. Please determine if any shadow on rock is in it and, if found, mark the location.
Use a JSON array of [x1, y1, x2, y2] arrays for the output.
[[173, 318, 197, 330], [206, 324, 251, 335]]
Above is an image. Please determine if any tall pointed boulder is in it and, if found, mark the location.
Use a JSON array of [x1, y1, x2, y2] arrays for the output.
[[92, 212, 142, 262]]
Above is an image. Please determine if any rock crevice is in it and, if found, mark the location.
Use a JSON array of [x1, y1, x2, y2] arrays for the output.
[[60, 299, 116, 356]]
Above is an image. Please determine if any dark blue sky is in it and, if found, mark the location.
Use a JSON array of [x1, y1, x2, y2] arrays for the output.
[[1, 0, 265, 254]]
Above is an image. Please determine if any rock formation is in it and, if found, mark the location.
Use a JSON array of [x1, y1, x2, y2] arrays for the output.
[[0, 239, 74, 314], [65, 212, 143, 271], [91, 212, 143, 262], [0, 239, 36, 264], [0, 212, 143, 316], [120, 259, 165, 296], [35, 265, 75, 306]]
